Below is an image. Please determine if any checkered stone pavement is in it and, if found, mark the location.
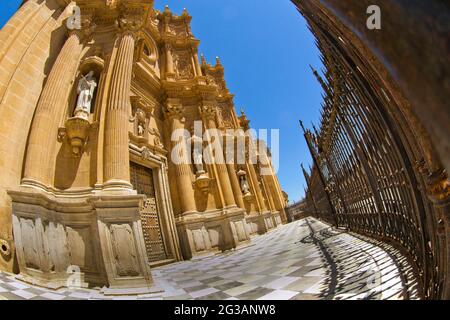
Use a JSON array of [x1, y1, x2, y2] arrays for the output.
[[0, 218, 419, 300]]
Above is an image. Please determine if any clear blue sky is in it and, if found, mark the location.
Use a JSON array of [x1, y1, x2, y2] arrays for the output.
[[0, 0, 323, 203]]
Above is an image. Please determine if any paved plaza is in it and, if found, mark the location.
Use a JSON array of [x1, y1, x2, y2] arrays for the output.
[[0, 218, 419, 300]]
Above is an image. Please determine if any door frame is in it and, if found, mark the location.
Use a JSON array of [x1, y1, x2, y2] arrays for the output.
[[129, 144, 183, 263]]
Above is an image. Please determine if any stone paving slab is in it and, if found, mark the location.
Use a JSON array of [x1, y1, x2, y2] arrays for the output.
[[0, 218, 419, 300]]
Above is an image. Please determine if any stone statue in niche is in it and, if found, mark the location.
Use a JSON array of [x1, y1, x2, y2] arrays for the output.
[[133, 108, 147, 137], [237, 169, 252, 198], [240, 175, 250, 195], [137, 123, 145, 137], [74, 71, 97, 120], [188, 131, 204, 174]]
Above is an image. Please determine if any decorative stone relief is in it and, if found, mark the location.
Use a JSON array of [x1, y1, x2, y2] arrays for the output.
[[234, 221, 247, 242], [173, 51, 194, 80], [141, 146, 153, 161], [192, 229, 206, 252], [217, 106, 234, 129], [149, 128, 164, 148], [110, 224, 140, 277], [66, 227, 93, 270], [20, 218, 40, 270], [208, 227, 222, 249], [206, 75, 216, 86]]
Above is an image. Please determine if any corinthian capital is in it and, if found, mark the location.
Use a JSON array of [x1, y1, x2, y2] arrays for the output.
[[115, 16, 143, 36], [67, 13, 96, 43], [164, 100, 184, 121], [199, 105, 217, 121]]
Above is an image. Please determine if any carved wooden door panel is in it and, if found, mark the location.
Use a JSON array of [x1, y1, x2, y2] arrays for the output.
[[130, 163, 168, 262]]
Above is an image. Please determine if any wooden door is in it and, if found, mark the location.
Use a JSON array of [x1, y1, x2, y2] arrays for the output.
[[130, 163, 168, 262]]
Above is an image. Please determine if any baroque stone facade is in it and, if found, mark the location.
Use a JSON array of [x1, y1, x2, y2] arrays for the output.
[[0, 0, 287, 292]]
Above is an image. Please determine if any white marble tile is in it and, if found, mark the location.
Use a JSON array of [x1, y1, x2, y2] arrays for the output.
[[8, 281, 30, 290], [264, 276, 300, 290], [224, 284, 257, 297], [12, 290, 36, 299], [40, 292, 66, 300], [257, 289, 298, 300]]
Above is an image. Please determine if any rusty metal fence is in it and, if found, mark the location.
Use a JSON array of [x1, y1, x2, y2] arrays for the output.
[[298, 9, 446, 299]]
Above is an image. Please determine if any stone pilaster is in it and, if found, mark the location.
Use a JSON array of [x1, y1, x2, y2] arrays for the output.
[[165, 100, 197, 214], [103, 22, 138, 191], [200, 105, 237, 208], [22, 29, 84, 188]]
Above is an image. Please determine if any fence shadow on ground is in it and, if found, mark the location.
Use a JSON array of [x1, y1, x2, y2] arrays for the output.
[[299, 218, 419, 300]]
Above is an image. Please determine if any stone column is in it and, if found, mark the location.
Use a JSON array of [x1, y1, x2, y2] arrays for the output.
[[103, 23, 137, 191], [0, 0, 42, 61], [246, 142, 268, 213], [224, 134, 245, 209], [165, 101, 197, 214], [192, 50, 203, 77], [22, 29, 84, 188], [260, 150, 288, 221], [261, 175, 277, 212], [201, 105, 237, 208]]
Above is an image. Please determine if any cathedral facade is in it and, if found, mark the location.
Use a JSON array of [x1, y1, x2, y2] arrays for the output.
[[0, 0, 287, 292]]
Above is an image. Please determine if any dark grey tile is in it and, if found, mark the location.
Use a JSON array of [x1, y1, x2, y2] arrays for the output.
[[0, 292, 26, 300], [235, 287, 273, 300], [290, 293, 320, 300], [184, 285, 210, 293], [214, 281, 244, 291], [201, 276, 223, 285], [197, 291, 231, 300]]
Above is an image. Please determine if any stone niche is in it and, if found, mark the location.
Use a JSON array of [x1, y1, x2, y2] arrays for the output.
[[8, 189, 154, 294]]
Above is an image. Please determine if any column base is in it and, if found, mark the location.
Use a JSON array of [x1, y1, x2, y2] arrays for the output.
[[102, 179, 135, 194], [7, 188, 155, 293], [176, 207, 251, 260], [245, 211, 279, 236]]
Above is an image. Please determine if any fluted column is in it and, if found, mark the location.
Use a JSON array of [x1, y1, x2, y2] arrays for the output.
[[165, 101, 197, 214], [103, 25, 137, 191], [192, 51, 203, 77], [201, 105, 237, 208], [260, 150, 288, 222], [224, 134, 245, 209], [0, 0, 42, 61], [246, 141, 268, 213], [22, 29, 84, 188], [261, 175, 277, 211]]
